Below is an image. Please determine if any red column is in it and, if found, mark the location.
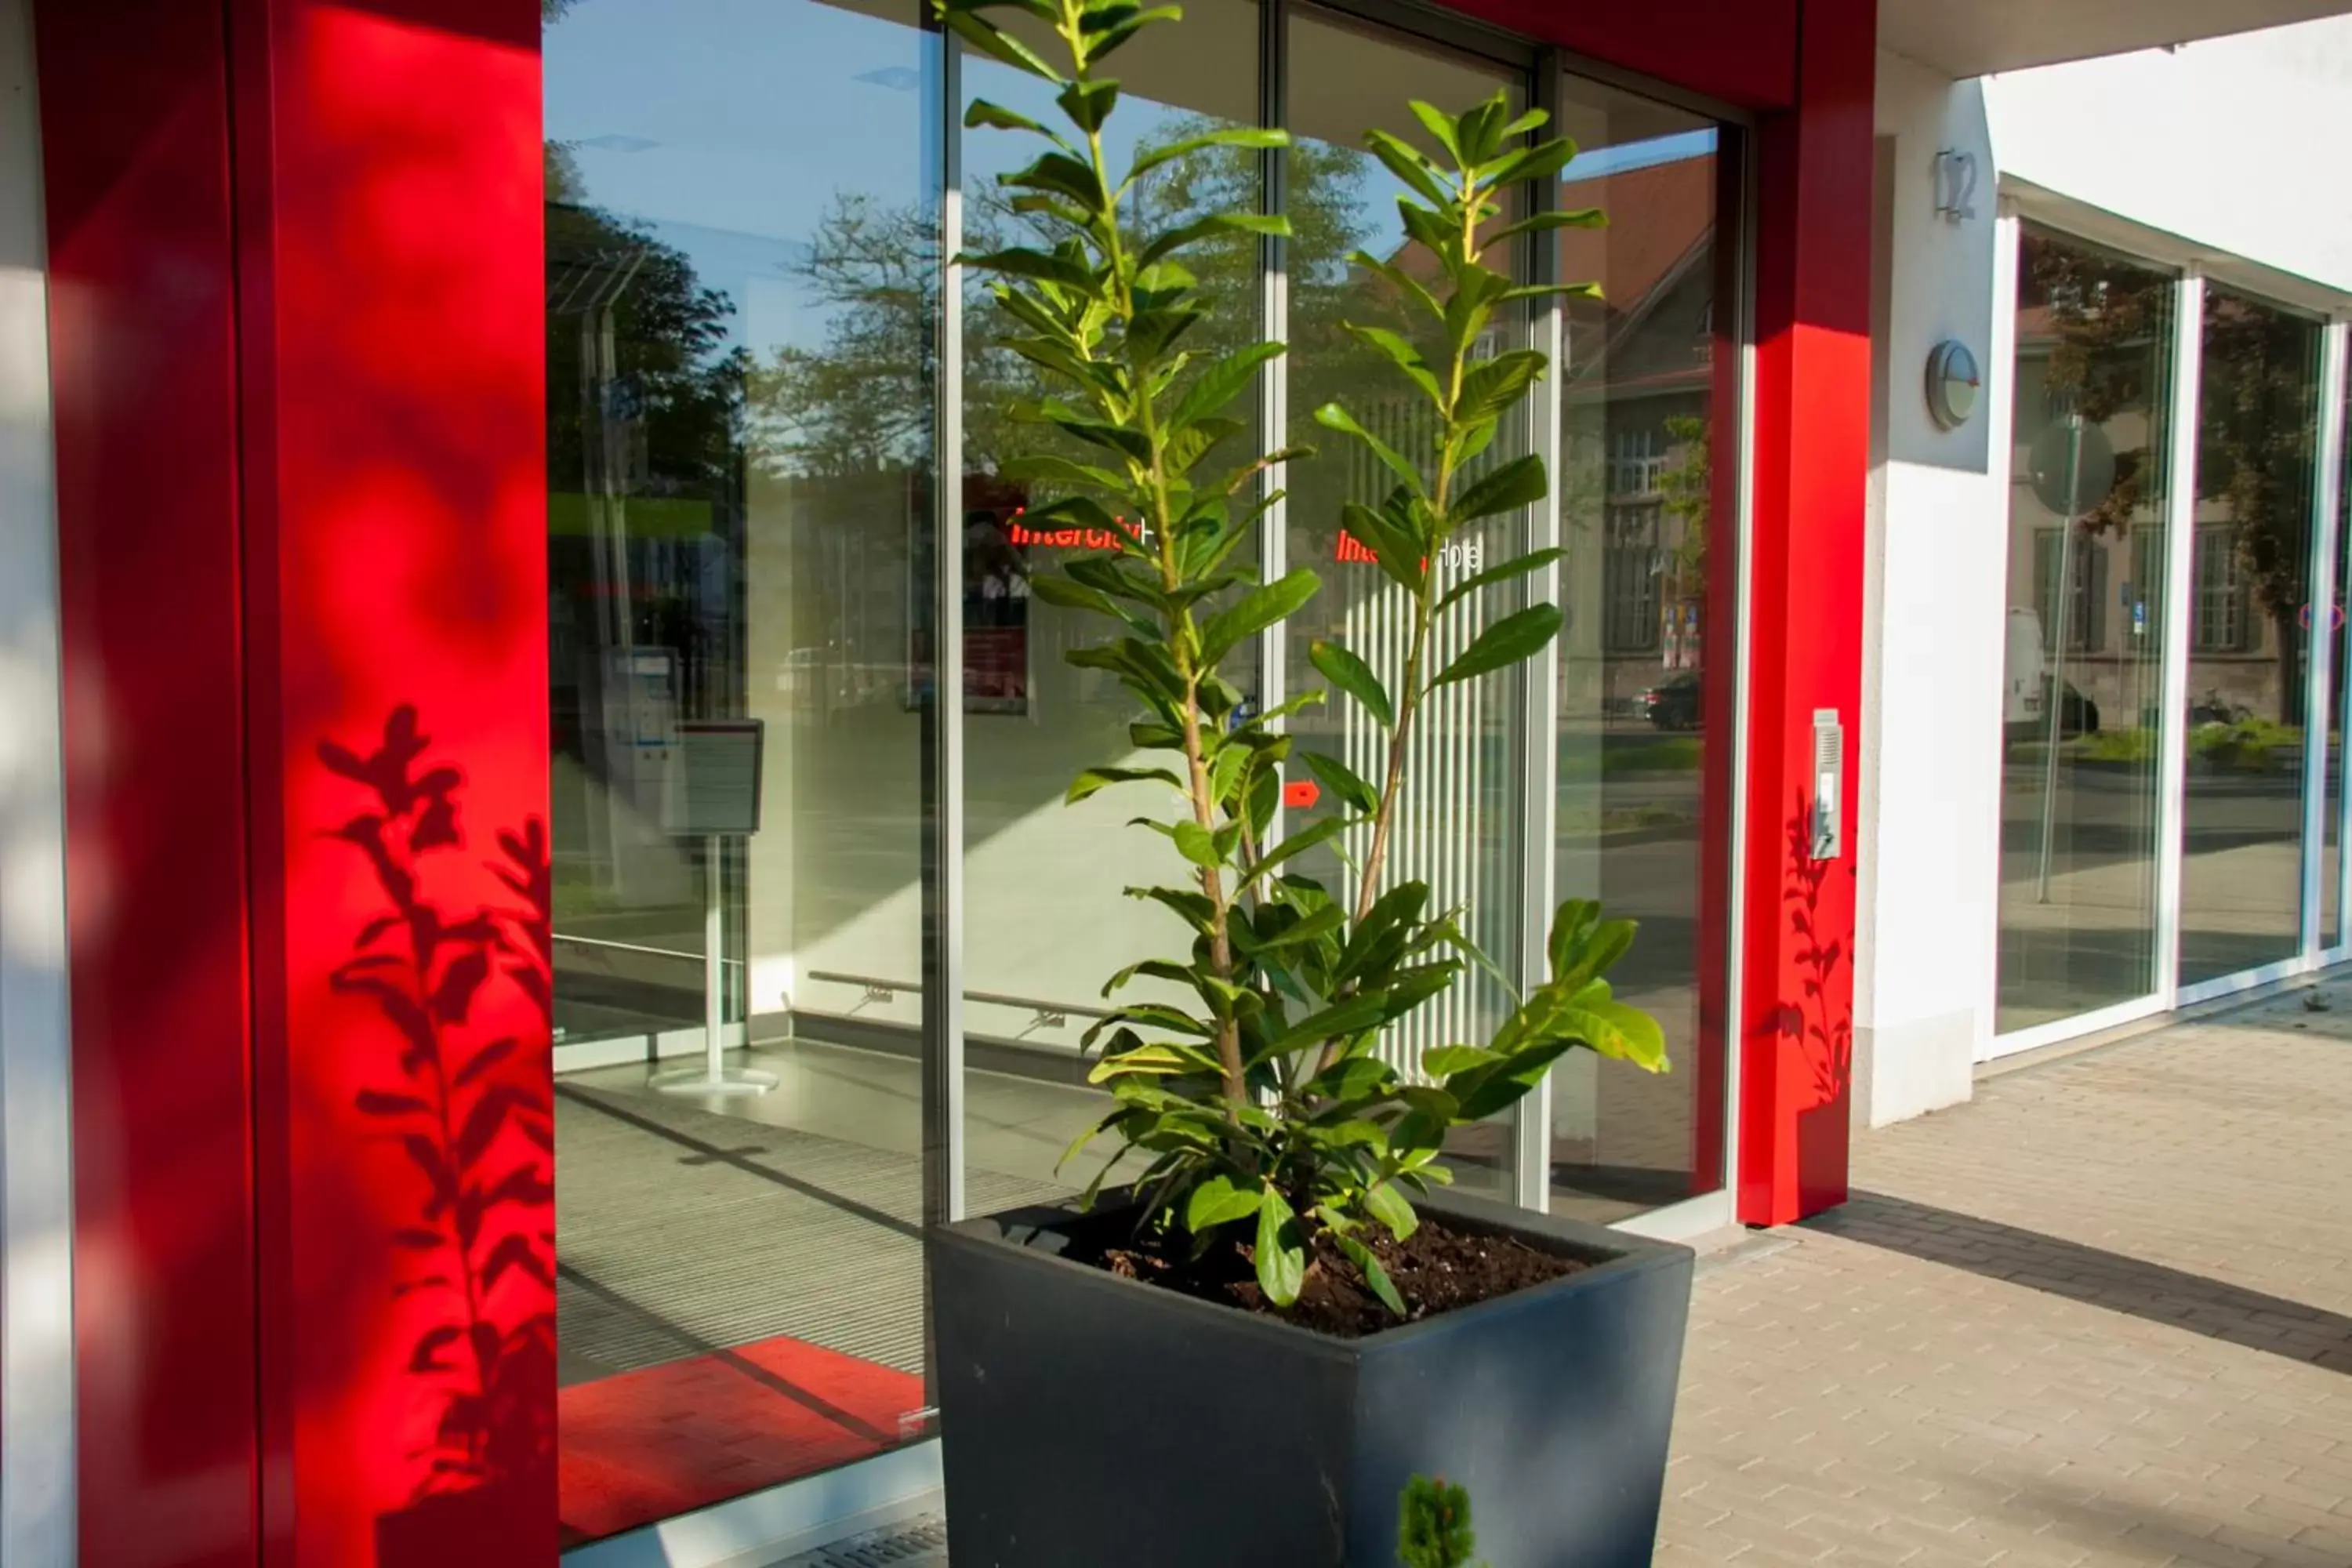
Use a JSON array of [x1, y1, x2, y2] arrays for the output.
[[227, 2, 553, 1563], [1739, 0, 1875, 1225], [35, 4, 260, 1562]]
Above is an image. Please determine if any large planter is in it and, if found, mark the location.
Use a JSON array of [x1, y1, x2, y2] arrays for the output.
[[930, 1187, 1693, 1567]]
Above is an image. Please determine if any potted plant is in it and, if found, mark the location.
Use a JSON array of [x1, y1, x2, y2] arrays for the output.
[[927, 2, 1695, 1562]]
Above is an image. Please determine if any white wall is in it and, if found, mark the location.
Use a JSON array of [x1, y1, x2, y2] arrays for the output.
[[0, 0, 76, 1559], [1985, 17, 2352, 296], [1857, 53, 2005, 1127]]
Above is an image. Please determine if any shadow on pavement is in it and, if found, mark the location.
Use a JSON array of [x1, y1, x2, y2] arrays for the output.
[[1807, 1191, 2352, 1376]]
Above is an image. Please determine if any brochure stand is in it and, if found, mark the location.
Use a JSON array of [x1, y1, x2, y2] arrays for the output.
[[651, 720, 776, 1097]]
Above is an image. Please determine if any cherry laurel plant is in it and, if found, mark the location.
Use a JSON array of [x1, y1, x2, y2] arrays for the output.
[[941, 0, 1668, 1315]]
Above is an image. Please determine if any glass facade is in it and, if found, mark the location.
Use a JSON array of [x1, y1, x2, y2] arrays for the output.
[[1994, 227, 2176, 1033], [1995, 220, 2352, 1048], [543, 0, 1745, 1541], [2178, 287, 2324, 985], [1550, 80, 1732, 1220]]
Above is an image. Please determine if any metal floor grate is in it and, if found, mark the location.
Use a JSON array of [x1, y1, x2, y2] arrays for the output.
[[771, 1514, 949, 1566]]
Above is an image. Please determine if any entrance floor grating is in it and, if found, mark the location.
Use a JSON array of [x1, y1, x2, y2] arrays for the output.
[[771, 1514, 948, 1567]]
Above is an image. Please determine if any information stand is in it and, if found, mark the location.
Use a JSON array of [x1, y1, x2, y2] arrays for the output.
[[651, 719, 775, 1097]]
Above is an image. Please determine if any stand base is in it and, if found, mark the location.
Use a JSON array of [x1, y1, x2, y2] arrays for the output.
[[649, 1065, 779, 1097]]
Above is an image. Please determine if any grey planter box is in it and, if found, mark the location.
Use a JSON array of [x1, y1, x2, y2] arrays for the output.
[[929, 1187, 1693, 1567]]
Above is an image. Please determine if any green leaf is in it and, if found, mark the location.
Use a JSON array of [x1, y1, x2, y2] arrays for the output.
[[1128, 125, 1288, 186], [1067, 765, 1185, 804], [1490, 207, 1606, 247], [1056, 77, 1119, 133], [1451, 1040, 1576, 1120], [1556, 996, 1669, 1073], [1315, 404, 1423, 498], [1299, 750, 1379, 815], [1483, 137, 1580, 192], [1454, 353, 1549, 432], [1308, 639, 1394, 728], [1171, 342, 1282, 434], [1449, 451, 1547, 525], [1421, 1044, 1502, 1079], [1342, 324, 1441, 406], [1254, 1186, 1307, 1307], [1338, 501, 1428, 597], [1186, 1173, 1264, 1232], [1172, 821, 1221, 868], [939, 9, 1064, 82], [1242, 813, 1348, 887], [963, 98, 1058, 140], [1433, 603, 1562, 688], [1276, 992, 1389, 1054], [1405, 100, 1465, 162], [1307, 1054, 1394, 1103], [1437, 546, 1562, 612], [1200, 568, 1319, 668], [959, 245, 1095, 291], [1337, 1232, 1406, 1317], [1361, 129, 1450, 209], [1362, 1179, 1419, 1242], [1346, 249, 1442, 323]]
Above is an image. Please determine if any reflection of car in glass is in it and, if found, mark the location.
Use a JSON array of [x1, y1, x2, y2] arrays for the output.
[[1641, 672, 1702, 731], [2004, 677, 2100, 743]]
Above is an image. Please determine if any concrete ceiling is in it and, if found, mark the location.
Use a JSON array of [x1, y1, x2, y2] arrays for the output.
[[1880, 0, 2352, 77]]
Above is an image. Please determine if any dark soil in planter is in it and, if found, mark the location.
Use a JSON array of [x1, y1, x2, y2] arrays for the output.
[[1065, 1209, 1587, 1336]]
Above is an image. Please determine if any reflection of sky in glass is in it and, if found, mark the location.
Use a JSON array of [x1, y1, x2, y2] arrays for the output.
[[546, 1, 1719, 361]]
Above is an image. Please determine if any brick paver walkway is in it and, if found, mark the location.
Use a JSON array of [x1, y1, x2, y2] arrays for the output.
[[1657, 974, 2352, 1566]]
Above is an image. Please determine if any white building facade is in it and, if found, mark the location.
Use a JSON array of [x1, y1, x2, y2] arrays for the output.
[[1861, 18, 2352, 1124]]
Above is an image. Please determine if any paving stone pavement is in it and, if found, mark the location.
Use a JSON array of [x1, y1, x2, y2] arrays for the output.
[[1656, 975, 2352, 1566]]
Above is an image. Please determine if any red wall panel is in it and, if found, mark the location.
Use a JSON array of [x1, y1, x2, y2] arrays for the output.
[[227, 2, 553, 1563], [34, 2, 262, 1561], [1738, 0, 1876, 1225]]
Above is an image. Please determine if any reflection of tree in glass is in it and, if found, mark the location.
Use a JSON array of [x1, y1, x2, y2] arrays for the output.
[[546, 142, 749, 505], [2200, 293, 2321, 724], [2024, 234, 2170, 543], [742, 119, 1407, 493]]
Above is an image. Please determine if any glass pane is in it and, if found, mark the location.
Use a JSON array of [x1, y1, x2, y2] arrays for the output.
[[2328, 381, 2348, 950], [1283, 9, 1530, 1202], [1994, 227, 2175, 1033], [1551, 80, 1731, 1219], [2180, 285, 2324, 985], [546, 0, 935, 1541], [953, 0, 1262, 1201]]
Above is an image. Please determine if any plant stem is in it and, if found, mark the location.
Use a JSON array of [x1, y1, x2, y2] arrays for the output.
[[1069, 16, 1250, 1125]]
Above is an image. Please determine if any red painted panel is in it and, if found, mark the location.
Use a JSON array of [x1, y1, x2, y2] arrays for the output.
[[227, 2, 553, 1563], [33, 2, 262, 1561], [1442, 0, 1798, 110], [1738, 0, 1875, 1226]]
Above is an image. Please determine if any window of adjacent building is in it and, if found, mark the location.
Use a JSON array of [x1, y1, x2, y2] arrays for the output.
[[1994, 226, 2176, 1035], [2178, 284, 2325, 986]]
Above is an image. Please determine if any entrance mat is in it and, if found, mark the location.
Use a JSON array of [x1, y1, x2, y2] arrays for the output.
[[559, 1330, 925, 1545]]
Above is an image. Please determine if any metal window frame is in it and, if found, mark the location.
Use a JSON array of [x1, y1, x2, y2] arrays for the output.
[[2151, 270, 2202, 1006], [923, 7, 965, 1240], [2299, 321, 2348, 956], [0, 0, 77, 1558]]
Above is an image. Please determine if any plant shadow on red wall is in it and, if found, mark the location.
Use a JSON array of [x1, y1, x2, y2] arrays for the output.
[[1776, 797, 1853, 1118], [321, 707, 556, 1566]]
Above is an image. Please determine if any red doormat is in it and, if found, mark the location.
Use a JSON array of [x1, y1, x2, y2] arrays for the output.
[[560, 1334, 925, 1544]]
